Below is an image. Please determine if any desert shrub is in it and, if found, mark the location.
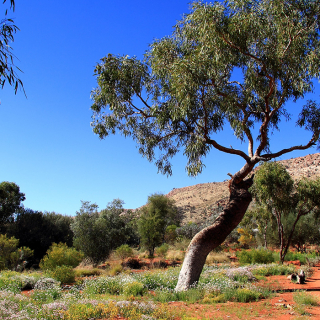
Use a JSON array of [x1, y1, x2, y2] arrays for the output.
[[293, 291, 319, 306], [225, 288, 262, 302], [39, 242, 83, 271], [48, 265, 75, 284], [172, 238, 190, 251], [31, 287, 62, 303], [205, 252, 230, 265], [0, 276, 22, 293], [237, 248, 274, 265], [154, 288, 204, 303], [225, 267, 256, 282], [0, 234, 33, 271], [109, 264, 123, 276], [155, 243, 169, 258], [252, 264, 295, 276], [34, 277, 60, 290], [115, 244, 134, 261], [123, 281, 146, 296], [74, 268, 102, 277], [283, 251, 316, 264], [166, 250, 185, 261], [84, 276, 123, 295]]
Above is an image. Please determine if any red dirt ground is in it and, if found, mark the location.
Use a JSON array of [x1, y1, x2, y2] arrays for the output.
[[168, 263, 320, 319]]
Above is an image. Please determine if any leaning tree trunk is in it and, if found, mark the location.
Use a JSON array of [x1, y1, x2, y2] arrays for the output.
[[175, 177, 253, 291]]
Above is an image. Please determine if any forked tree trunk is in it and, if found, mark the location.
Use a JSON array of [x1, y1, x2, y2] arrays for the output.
[[175, 177, 253, 291]]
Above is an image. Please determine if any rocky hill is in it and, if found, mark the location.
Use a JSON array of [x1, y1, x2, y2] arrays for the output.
[[166, 153, 320, 225]]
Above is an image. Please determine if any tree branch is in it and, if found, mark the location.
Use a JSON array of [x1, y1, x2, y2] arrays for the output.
[[260, 136, 317, 160]]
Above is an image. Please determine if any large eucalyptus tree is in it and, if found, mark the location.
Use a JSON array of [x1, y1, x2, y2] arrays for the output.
[[90, 0, 320, 290]]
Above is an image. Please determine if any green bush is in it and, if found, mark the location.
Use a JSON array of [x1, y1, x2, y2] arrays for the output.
[[74, 268, 102, 277], [293, 291, 319, 306], [39, 243, 83, 271], [48, 265, 75, 284], [253, 264, 295, 276], [0, 234, 33, 271], [84, 276, 123, 295], [283, 251, 316, 264], [155, 244, 169, 258], [123, 281, 146, 296], [237, 249, 274, 265], [31, 287, 62, 303], [115, 244, 134, 261], [229, 288, 262, 302]]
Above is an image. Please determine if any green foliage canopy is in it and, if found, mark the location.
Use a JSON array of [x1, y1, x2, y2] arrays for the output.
[[5, 208, 74, 265], [0, 181, 25, 225], [250, 162, 320, 262], [137, 193, 180, 256], [0, 234, 33, 271], [71, 200, 134, 265], [91, 0, 320, 181]]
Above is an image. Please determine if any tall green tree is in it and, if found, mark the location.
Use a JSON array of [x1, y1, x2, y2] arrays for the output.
[[0, 181, 25, 226], [1, 0, 24, 93], [137, 194, 180, 256], [91, 0, 320, 289], [71, 200, 133, 266], [250, 162, 320, 263], [137, 193, 180, 256]]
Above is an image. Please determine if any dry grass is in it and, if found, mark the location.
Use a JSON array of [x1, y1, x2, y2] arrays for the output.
[[205, 252, 230, 265], [166, 249, 185, 262]]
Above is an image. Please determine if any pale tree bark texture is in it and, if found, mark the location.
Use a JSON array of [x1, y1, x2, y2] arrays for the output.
[[175, 176, 254, 291]]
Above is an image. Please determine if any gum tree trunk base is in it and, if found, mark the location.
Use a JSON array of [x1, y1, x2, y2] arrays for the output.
[[175, 177, 253, 291]]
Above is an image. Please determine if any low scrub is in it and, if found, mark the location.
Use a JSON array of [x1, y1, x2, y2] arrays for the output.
[[39, 243, 84, 271], [252, 263, 295, 276], [205, 252, 230, 265], [166, 249, 185, 261], [293, 291, 319, 306], [123, 281, 146, 296], [283, 251, 316, 265], [74, 267, 103, 277], [48, 265, 75, 284], [155, 244, 169, 258], [237, 248, 275, 265], [114, 244, 134, 261]]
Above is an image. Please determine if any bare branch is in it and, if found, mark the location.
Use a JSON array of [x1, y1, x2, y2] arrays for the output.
[[260, 136, 317, 160]]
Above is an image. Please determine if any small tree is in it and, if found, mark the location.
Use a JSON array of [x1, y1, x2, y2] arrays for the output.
[[137, 194, 180, 257], [0, 181, 25, 226], [71, 200, 133, 265], [138, 205, 164, 257], [250, 162, 320, 263], [114, 244, 133, 262]]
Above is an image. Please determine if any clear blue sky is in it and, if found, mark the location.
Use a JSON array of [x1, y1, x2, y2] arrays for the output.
[[0, 0, 319, 216]]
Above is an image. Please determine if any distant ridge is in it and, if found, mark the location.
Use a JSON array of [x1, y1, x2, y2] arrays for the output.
[[166, 153, 320, 225]]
